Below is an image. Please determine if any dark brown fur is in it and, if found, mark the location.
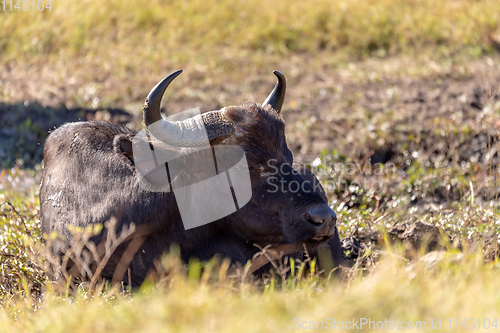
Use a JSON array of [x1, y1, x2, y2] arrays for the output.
[[40, 102, 342, 286]]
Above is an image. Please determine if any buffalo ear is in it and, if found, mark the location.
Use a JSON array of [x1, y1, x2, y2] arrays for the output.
[[113, 134, 134, 163]]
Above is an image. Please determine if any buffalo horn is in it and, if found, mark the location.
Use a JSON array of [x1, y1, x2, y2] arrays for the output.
[[143, 70, 234, 146], [262, 71, 286, 114]]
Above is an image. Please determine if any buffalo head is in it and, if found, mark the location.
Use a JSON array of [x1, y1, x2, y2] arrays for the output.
[[136, 70, 337, 248]]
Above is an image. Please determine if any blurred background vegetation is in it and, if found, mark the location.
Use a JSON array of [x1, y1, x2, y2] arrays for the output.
[[0, 0, 499, 107], [2, 0, 499, 61]]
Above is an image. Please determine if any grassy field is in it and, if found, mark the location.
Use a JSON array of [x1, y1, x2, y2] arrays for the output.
[[1, 0, 499, 107], [1, 250, 499, 332], [2, 0, 500, 331]]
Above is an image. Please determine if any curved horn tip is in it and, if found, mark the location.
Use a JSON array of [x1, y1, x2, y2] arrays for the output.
[[147, 69, 183, 100], [143, 69, 184, 127], [273, 70, 285, 80], [262, 71, 286, 114]]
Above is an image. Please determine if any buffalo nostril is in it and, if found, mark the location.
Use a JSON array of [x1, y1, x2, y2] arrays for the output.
[[304, 212, 312, 221], [304, 205, 336, 225]]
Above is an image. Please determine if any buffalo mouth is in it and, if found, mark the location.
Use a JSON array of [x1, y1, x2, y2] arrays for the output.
[[311, 234, 332, 242], [247, 234, 333, 275], [295, 230, 335, 252], [302, 234, 334, 250]]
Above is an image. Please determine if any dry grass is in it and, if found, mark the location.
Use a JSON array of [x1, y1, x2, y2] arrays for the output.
[[1, 0, 500, 107], [2, 0, 499, 59], [0, 245, 499, 332]]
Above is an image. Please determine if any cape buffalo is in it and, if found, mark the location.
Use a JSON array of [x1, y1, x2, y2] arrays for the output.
[[40, 70, 343, 286]]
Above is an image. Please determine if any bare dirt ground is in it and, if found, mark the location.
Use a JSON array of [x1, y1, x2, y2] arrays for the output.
[[2, 55, 499, 171], [1, 56, 499, 202], [284, 57, 500, 162]]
